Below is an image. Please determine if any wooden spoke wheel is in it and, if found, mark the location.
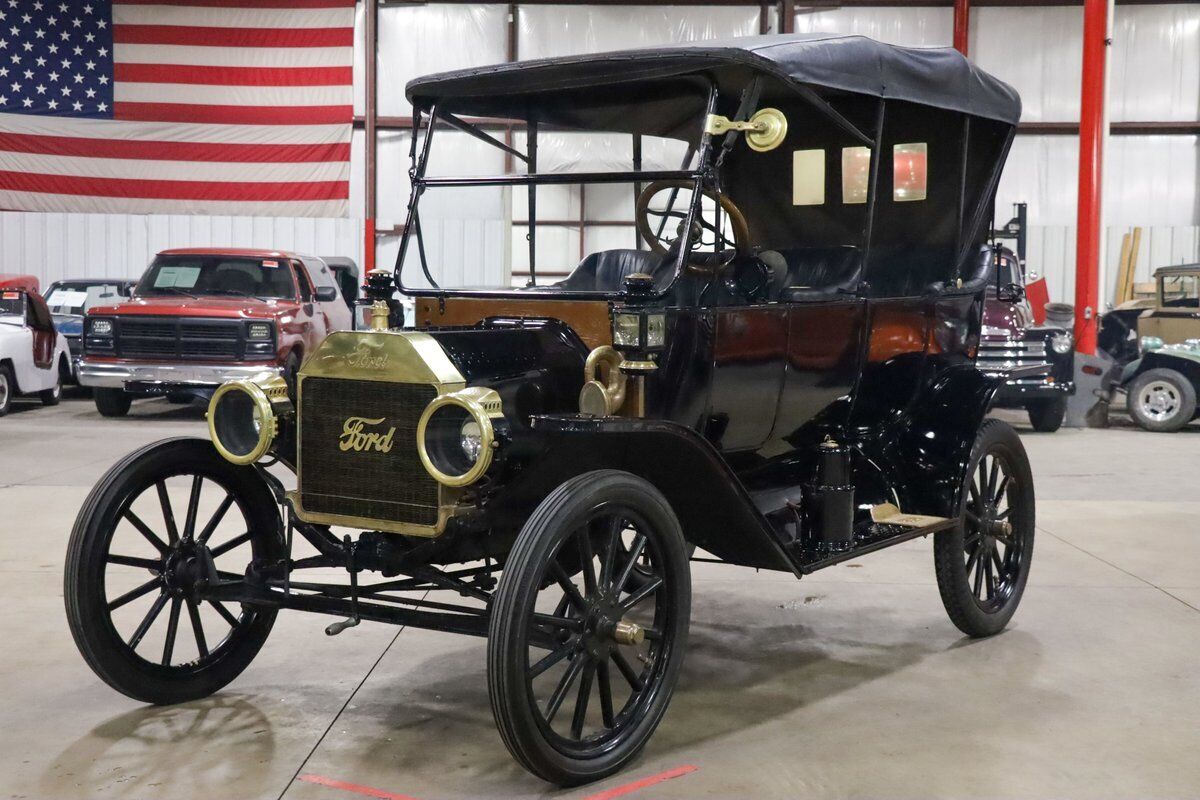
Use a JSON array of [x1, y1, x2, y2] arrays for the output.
[[934, 420, 1035, 637], [488, 470, 691, 786], [64, 438, 283, 705]]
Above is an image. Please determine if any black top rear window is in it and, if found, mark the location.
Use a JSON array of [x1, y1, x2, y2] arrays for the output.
[[136, 256, 297, 300]]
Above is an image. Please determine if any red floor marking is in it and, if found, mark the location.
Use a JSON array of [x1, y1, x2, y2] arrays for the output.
[[581, 765, 700, 800], [298, 773, 420, 800]]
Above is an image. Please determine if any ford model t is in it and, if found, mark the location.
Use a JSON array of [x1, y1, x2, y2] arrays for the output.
[[65, 35, 1033, 785]]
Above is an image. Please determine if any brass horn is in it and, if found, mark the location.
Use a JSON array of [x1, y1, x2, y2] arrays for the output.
[[578, 346, 627, 416]]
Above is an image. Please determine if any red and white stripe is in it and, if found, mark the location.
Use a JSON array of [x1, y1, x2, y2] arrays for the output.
[[0, 0, 355, 218]]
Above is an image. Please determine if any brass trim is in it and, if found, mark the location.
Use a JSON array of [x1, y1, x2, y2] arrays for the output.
[[285, 489, 456, 538], [207, 373, 290, 465], [704, 107, 788, 152], [579, 345, 626, 416], [612, 620, 645, 646], [619, 359, 659, 374], [416, 386, 504, 488], [370, 299, 390, 331]]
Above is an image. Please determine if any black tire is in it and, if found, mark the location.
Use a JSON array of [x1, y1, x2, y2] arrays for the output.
[[64, 438, 283, 705], [1126, 368, 1196, 433], [94, 387, 132, 417], [934, 419, 1035, 638], [0, 363, 13, 417], [39, 364, 63, 406], [488, 470, 691, 786], [1026, 395, 1066, 432]]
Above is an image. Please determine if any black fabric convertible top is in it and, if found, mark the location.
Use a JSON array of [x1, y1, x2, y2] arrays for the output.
[[406, 33, 1021, 129]]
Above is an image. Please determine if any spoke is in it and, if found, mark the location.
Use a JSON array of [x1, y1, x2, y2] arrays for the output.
[[186, 598, 208, 658], [570, 660, 595, 739], [210, 532, 252, 559], [610, 649, 645, 692], [531, 613, 583, 632], [548, 562, 587, 613], [964, 542, 982, 575], [128, 591, 169, 650], [107, 577, 162, 611], [208, 599, 240, 628], [620, 575, 663, 613], [972, 550, 985, 598], [598, 516, 622, 590], [987, 456, 1000, 500], [577, 527, 597, 598], [983, 556, 996, 600], [156, 481, 180, 545], [161, 597, 182, 666], [612, 534, 647, 597], [643, 627, 662, 642], [964, 510, 982, 528], [991, 548, 1005, 577], [597, 660, 615, 728], [182, 475, 203, 541], [107, 554, 161, 571], [995, 507, 1012, 521], [195, 492, 236, 547], [992, 474, 1010, 507], [529, 643, 575, 680], [964, 530, 982, 549], [545, 655, 585, 724], [967, 479, 981, 511], [552, 593, 571, 620], [123, 510, 168, 554]]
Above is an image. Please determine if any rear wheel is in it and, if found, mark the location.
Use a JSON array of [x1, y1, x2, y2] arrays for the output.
[[1127, 368, 1195, 432], [0, 364, 13, 417], [934, 420, 1035, 638], [488, 470, 690, 786], [95, 388, 132, 417], [64, 438, 283, 705], [1026, 395, 1065, 432]]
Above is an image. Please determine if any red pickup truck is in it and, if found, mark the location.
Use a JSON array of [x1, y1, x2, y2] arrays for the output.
[[79, 248, 353, 416]]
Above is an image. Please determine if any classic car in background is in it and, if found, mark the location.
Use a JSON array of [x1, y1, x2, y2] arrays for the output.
[[977, 247, 1075, 432], [0, 275, 70, 416], [1113, 266, 1200, 431], [64, 36, 1034, 786], [77, 249, 353, 416], [1099, 264, 1200, 367], [43, 278, 136, 382]]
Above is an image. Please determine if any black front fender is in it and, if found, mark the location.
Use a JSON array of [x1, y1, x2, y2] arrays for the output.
[[491, 415, 800, 574]]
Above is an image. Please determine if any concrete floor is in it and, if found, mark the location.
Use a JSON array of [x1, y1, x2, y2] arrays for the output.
[[1, 392, 1199, 799]]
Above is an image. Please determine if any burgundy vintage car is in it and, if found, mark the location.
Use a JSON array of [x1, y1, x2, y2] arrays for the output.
[[977, 247, 1075, 431], [78, 248, 352, 416]]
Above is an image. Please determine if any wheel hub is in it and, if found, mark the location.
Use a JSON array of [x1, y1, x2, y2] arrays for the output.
[[580, 592, 641, 659], [161, 544, 208, 595], [1142, 382, 1178, 420]]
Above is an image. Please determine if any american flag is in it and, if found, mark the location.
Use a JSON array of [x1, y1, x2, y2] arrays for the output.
[[0, 0, 354, 217]]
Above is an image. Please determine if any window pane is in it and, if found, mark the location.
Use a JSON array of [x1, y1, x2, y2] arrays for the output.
[[841, 146, 871, 204], [893, 142, 927, 202], [791, 149, 825, 206]]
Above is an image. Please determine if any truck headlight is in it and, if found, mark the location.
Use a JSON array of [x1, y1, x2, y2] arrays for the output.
[[207, 373, 292, 465], [90, 319, 113, 336], [1050, 332, 1073, 354], [247, 322, 272, 340], [417, 387, 503, 487]]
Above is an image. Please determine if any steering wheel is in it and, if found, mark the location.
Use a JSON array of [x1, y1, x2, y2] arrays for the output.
[[635, 180, 752, 276]]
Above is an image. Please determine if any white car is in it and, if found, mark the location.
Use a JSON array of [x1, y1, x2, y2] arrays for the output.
[[0, 277, 70, 416]]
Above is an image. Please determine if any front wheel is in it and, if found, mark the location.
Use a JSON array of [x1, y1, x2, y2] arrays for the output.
[[1126, 368, 1195, 432], [39, 368, 63, 405], [934, 420, 1035, 638], [64, 438, 283, 705], [94, 387, 132, 417], [488, 470, 691, 786], [1026, 395, 1066, 432], [0, 364, 13, 416]]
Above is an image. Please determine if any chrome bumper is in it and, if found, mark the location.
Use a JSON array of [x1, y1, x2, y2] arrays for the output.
[[78, 360, 283, 390]]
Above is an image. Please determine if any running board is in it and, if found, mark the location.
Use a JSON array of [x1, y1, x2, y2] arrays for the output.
[[870, 503, 951, 528]]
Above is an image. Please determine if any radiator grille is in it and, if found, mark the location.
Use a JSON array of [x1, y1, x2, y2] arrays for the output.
[[977, 339, 1048, 375], [298, 377, 440, 527], [115, 317, 243, 360]]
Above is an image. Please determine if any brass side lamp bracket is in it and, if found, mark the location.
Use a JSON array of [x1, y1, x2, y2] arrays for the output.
[[704, 108, 788, 152]]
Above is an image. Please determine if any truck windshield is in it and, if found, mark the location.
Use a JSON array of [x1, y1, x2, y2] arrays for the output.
[[136, 256, 296, 300], [46, 284, 127, 316]]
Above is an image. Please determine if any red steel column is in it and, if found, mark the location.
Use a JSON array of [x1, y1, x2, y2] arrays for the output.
[[953, 0, 970, 56], [1073, 0, 1110, 355], [364, 0, 378, 276]]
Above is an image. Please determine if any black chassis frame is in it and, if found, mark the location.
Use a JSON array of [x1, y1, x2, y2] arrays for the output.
[[197, 71, 1018, 639]]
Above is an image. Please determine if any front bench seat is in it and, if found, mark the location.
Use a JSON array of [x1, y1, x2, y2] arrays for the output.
[[555, 249, 667, 292], [761, 246, 863, 302]]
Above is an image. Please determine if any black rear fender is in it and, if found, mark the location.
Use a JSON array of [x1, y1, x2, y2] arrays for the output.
[[492, 416, 799, 574]]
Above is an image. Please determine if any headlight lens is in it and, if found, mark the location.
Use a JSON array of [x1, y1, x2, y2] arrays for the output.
[[1050, 332, 1073, 354], [247, 322, 272, 340], [90, 319, 113, 336], [1141, 335, 1165, 353], [417, 388, 501, 487], [613, 313, 641, 347], [207, 374, 291, 465]]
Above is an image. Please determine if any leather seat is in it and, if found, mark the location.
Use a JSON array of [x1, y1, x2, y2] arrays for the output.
[[555, 249, 667, 292], [761, 246, 863, 302]]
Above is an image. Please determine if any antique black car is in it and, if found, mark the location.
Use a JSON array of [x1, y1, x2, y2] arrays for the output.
[[64, 35, 1033, 786]]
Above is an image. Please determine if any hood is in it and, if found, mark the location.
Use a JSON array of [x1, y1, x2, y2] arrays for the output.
[[981, 294, 1032, 338], [53, 314, 84, 336], [89, 294, 298, 320]]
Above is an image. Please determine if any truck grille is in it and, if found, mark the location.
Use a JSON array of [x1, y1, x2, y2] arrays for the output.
[[115, 317, 243, 360], [298, 377, 440, 528], [977, 339, 1050, 384]]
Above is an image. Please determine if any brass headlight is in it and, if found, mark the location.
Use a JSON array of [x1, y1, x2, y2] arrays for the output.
[[417, 387, 503, 487], [207, 373, 292, 465]]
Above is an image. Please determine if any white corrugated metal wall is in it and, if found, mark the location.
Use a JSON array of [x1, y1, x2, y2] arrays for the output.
[[2, 3, 1197, 304]]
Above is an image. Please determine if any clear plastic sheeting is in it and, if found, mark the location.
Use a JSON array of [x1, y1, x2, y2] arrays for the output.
[[376, 4, 508, 117], [1109, 5, 1200, 122], [971, 7, 1083, 123], [791, 7, 952, 48], [518, 5, 761, 60]]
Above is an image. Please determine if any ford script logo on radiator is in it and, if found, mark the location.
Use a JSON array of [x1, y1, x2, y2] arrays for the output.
[[339, 416, 397, 453]]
